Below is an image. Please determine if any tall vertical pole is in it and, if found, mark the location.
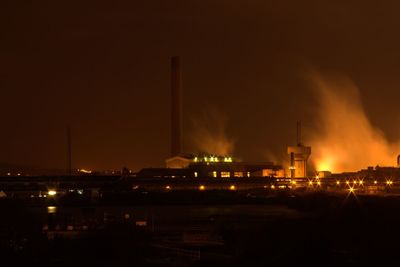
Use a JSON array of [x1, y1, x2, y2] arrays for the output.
[[171, 56, 182, 157], [67, 126, 72, 176]]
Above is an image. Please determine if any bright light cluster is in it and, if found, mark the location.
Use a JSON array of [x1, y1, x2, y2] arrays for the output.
[[78, 169, 92, 174], [48, 190, 57, 196], [193, 156, 233, 163]]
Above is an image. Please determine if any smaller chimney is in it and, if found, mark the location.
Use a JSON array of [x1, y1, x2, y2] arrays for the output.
[[297, 121, 302, 146]]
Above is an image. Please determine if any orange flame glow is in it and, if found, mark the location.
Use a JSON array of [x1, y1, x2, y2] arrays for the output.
[[307, 72, 400, 173]]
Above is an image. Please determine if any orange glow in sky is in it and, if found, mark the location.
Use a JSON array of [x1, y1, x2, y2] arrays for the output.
[[307, 71, 400, 173]]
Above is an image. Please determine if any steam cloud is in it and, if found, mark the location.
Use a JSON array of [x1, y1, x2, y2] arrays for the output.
[[307, 72, 400, 173], [190, 109, 235, 156]]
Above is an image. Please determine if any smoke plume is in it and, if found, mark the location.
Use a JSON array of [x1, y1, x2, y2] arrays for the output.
[[307, 72, 400, 173], [190, 109, 235, 156]]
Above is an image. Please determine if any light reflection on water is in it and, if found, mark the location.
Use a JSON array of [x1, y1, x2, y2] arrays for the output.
[[47, 206, 57, 214]]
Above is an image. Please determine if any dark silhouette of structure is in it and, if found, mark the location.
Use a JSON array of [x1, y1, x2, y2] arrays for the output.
[[67, 126, 72, 176], [171, 56, 182, 157]]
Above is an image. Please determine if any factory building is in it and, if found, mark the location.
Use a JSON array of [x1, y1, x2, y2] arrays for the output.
[[142, 56, 285, 179], [185, 155, 285, 178], [144, 154, 285, 178]]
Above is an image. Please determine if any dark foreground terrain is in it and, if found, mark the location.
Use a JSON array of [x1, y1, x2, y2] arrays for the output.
[[1, 191, 400, 266]]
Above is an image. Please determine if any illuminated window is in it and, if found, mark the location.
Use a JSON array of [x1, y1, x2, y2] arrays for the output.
[[221, 172, 230, 178], [194, 172, 198, 178], [212, 171, 217, 178], [234, 172, 244, 178]]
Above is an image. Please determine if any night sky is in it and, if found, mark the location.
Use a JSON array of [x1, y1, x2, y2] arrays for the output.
[[1, 0, 400, 171]]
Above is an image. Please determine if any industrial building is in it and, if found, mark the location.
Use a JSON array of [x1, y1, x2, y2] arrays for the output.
[[153, 56, 286, 179], [107, 57, 313, 181], [4, 57, 400, 198], [145, 154, 285, 179], [163, 154, 284, 178]]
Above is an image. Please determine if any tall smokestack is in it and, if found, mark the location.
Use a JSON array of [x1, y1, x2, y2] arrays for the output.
[[171, 56, 182, 157], [297, 121, 302, 146]]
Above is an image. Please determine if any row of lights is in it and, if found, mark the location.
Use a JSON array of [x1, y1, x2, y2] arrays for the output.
[[29, 189, 57, 198], [339, 180, 393, 186], [6, 172, 21, 176], [164, 185, 237, 191], [304, 179, 395, 186], [158, 179, 398, 192], [193, 156, 233, 163], [268, 185, 287, 189], [165, 184, 292, 191]]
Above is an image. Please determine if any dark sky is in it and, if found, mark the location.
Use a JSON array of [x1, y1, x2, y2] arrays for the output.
[[1, 0, 400, 171]]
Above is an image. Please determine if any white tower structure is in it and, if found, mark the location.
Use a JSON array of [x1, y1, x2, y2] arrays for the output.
[[287, 122, 311, 178]]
